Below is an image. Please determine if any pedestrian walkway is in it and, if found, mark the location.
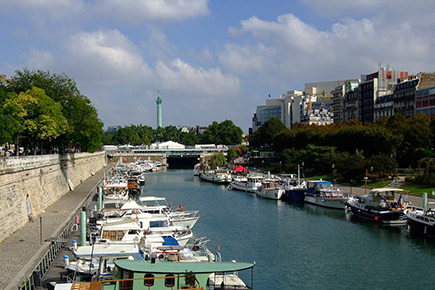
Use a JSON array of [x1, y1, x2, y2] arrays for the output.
[[0, 164, 112, 290]]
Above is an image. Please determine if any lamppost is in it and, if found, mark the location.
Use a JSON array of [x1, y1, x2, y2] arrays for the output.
[[370, 166, 374, 189], [332, 164, 335, 184], [350, 179, 354, 195], [302, 162, 305, 178], [262, 160, 264, 172], [279, 161, 282, 174]]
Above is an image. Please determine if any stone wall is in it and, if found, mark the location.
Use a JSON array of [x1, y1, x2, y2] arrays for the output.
[[0, 152, 106, 243]]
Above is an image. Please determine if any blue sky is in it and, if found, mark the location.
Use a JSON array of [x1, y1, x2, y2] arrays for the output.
[[1, 0, 434, 134]]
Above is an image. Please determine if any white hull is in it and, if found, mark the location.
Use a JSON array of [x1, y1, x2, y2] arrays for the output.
[[257, 188, 284, 200], [305, 194, 348, 209], [199, 171, 232, 183], [230, 180, 259, 193]]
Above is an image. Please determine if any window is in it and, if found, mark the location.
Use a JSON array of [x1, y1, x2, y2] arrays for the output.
[[144, 274, 155, 287], [165, 274, 175, 287]]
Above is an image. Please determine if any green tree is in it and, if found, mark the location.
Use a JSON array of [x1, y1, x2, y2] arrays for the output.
[[180, 131, 198, 146], [203, 120, 243, 145], [162, 125, 181, 142], [227, 148, 239, 162], [9, 68, 104, 152], [0, 84, 15, 145], [4, 87, 67, 154], [252, 117, 287, 149], [212, 151, 227, 167]]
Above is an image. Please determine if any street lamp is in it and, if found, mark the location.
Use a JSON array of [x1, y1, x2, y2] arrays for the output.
[[332, 164, 335, 184], [370, 166, 374, 189], [302, 162, 305, 178], [279, 161, 282, 174]]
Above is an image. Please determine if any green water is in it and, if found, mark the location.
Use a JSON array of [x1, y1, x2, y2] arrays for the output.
[[142, 170, 435, 290]]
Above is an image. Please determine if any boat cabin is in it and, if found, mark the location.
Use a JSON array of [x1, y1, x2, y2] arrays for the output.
[[102, 259, 255, 290], [359, 188, 405, 209]]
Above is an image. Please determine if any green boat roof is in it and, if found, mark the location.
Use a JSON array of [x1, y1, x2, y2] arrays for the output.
[[114, 260, 255, 274]]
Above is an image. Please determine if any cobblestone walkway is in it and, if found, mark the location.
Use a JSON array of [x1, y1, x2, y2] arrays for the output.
[[0, 164, 111, 290]]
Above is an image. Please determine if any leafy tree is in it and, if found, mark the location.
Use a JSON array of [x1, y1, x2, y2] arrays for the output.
[[369, 153, 398, 177], [0, 84, 15, 145], [9, 68, 104, 152], [202, 120, 243, 145], [227, 148, 239, 161], [4, 87, 67, 154], [250, 117, 287, 149], [212, 151, 227, 167], [153, 127, 164, 143], [162, 125, 181, 142], [180, 131, 198, 146]]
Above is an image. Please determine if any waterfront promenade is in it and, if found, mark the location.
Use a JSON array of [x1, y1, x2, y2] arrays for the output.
[[0, 163, 112, 290]]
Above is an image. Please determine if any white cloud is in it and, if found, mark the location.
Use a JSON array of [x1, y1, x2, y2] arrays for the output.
[[65, 29, 153, 85], [22, 48, 56, 69], [156, 58, 240, 99], [220, 11, 435, 86], [0, 0, 209, 26], [95, 0, 209, 24]]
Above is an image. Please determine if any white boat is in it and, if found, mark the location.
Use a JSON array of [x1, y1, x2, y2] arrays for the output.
[[64, 243, 144, 279], [93, 218, 193, 247], [193, 163, 201, 176], [143, 236, 218, 263], [345, 188, 408, 224], [405, 193, 435, 238], [102, 181, 129, 201], [305, 180, 348, 209], [199, 170, 232, 183], [101, 197, 199, 230], [257, 178, 284, 200], [230, 174, 263, 193]]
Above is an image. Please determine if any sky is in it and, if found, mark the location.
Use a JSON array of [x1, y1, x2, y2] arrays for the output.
[[1, 1, 435, 134]]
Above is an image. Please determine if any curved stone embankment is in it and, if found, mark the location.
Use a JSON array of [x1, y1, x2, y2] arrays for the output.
[[0, 152, 106, 243]]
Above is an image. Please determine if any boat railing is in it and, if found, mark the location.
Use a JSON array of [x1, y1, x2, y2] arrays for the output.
[[170, 210, 200, 220]]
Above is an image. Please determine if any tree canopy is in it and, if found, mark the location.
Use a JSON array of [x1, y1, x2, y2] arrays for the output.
[[1, 68, 104, 153]]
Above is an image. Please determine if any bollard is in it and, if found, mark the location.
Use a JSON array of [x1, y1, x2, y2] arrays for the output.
[[80, 211, 86, 246], [72, 240, 78, 250], [98, 187, 103, 211], [63, 255, 70, 267]]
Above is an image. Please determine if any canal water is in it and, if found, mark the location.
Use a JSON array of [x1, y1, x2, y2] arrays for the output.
[[142, 170, 435, 290]]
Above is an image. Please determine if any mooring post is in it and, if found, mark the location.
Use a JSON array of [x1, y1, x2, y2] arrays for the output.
[[98, 186, 103, 211], [80, 208, 86, 246]]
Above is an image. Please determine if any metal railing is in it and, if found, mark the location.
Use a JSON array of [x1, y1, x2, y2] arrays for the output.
[[17, 176, 103, 290]]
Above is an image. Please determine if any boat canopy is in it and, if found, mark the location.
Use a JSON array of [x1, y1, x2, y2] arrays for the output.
[[233, 165, 247, 171], [114, 260, 255, 274]]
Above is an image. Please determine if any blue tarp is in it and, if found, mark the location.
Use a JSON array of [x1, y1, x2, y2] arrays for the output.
[[162, 236, 179, 246]]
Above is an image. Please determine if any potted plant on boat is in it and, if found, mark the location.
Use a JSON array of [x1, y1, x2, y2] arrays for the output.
[[182, 270, 196, 288]]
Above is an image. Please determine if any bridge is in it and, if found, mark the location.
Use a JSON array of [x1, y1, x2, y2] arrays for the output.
[[104, 143, 228, 168]]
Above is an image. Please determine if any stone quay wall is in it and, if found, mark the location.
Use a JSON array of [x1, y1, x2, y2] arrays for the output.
[[0, 152, 106, 243]]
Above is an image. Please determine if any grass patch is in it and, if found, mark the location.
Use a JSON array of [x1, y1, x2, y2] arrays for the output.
[[399, 182, 435, 196]]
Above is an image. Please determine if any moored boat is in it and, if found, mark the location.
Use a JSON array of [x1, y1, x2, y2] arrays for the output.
[[257, 178, 284, 200], [199, 170, 232, 183], [281, 174, 307, 201], [305, 180, 348, 209], [345, 188, 408, 224], [230, 174, 263, 193], [55, 259, 255, 290], [405, 192, 435, 237]]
